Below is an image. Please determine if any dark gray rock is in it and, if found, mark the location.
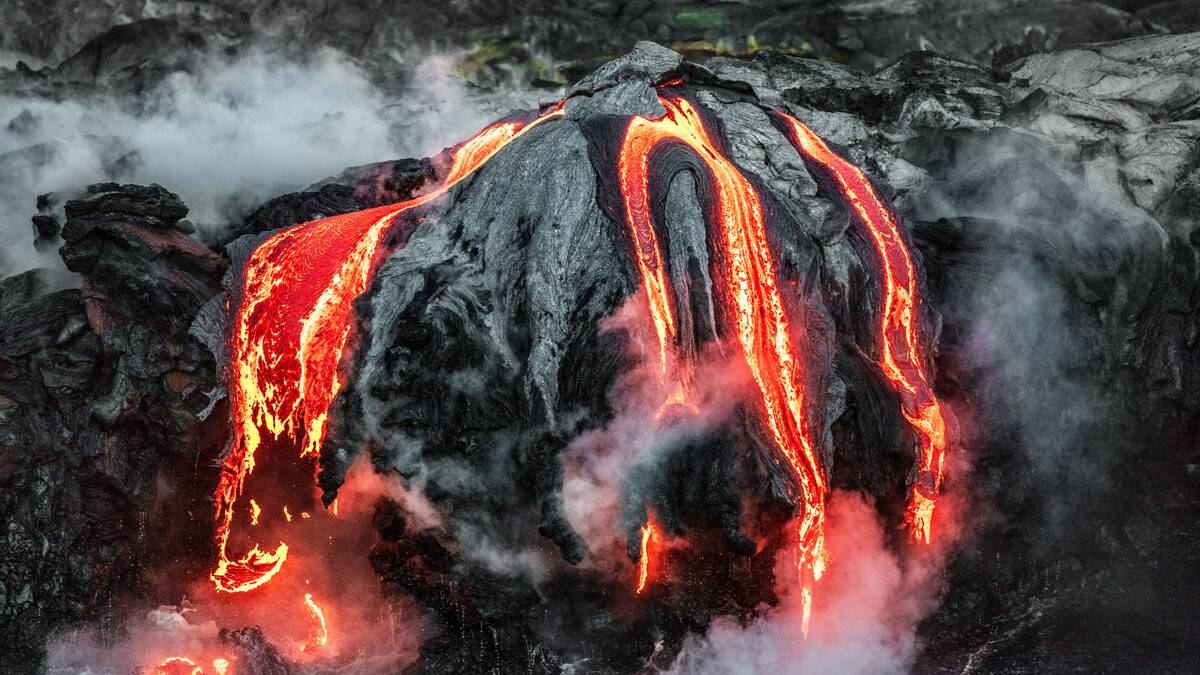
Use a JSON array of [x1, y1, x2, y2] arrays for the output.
[[0, 184, 227, 673]]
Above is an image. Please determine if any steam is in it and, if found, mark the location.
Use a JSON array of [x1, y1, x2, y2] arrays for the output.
[[0, 46, 554, 278], [562, 293, 751, 569], [572, 301, 951, 672], [670, 492, 941, 675], [47, 606, 221, 675], [912, 130, 1163, 531], [45, 461, 427, 674]]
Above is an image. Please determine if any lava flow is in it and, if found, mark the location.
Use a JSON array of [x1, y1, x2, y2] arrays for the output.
[[301, 593, 329, 653], [153, 657, 228, 675], [153, 657, 204, 675], [212, 105, 564, 594], [635, 520, 660, 594], [778, 113, 947, 543], [617, 95, 827, 627]]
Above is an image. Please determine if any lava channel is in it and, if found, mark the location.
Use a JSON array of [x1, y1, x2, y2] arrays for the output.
[[212, 105, 564, 594], [778, 113, 948, 544], [617, 94, 828, 628]]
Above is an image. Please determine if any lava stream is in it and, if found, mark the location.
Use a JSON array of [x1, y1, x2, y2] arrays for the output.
[[618, 95, 827, 627], [302, 593, 329, 652], [212, 105, 564, 594], [778, 113, 947, 543], [635, 520, 660, 594]]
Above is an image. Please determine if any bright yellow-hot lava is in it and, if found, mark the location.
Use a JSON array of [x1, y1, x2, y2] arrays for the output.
[[618, 95, 828, 628], [302, 593, 329, 652]]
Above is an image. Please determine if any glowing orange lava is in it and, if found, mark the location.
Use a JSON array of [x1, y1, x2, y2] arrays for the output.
[[212, 106, 564, 593], [618, 96, 827, 627], [635, 520, 660, 594], [778, 113, 947, 543], [153, 657, 203, 675], [302, 593, 329, 652]]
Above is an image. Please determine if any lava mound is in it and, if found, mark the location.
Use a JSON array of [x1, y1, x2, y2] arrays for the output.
[[199, 41, 950, 672]]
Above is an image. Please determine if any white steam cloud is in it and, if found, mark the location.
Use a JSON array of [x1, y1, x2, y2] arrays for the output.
[[670, 492, 941, 675], [0, 46, 553, 278]]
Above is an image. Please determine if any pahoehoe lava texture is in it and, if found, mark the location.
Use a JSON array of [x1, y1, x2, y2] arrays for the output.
[[2, 35, 1200, 674]]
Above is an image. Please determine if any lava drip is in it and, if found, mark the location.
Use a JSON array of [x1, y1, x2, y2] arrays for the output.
[[211, 105, 564, 594], [617, 95, 828, 627], [778, 113, 947, 543], [301, 593, 329, 652], [635, 520, 660, 594]]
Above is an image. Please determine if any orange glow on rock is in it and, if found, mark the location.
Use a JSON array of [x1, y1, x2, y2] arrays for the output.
[[211, 106, 564, 593], [778, 113, 947, 544], [618, 96, 827, 620]]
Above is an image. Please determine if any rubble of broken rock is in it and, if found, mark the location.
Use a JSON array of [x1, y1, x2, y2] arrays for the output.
[[2, 32, 1199, 674]]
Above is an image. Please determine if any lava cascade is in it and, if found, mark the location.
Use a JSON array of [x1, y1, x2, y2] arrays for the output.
[[617, 95, 828, 626], [778, 114, 947, 543], [212, 106, 564, 594]]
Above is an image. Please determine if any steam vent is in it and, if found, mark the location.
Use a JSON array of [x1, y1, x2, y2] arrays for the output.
[[3, 27, 1200, 675]]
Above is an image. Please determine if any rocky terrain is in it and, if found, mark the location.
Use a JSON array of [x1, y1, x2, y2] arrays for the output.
[[3, 0, 1200, 96], [1, 3, 1198, 674]]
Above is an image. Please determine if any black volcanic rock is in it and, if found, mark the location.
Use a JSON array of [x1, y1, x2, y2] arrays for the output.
[[0, 0, 1191, 99], [219, 626, 293, 675], [0, 184, 228, 672], [221, 157, 436, 247]]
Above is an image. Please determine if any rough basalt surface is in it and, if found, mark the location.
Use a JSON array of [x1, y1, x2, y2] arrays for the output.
[[4, 1, 1200, 98], [2, 33, 1199, 675]]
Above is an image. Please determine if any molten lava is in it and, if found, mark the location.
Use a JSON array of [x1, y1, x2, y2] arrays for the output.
[[212, 106, 564, 593], [302, 593, 329, 652], [617, 95, 827, 626], [778, 114, 947, 543], [635, 520, 660, 594], [153, 657, 203, 675]]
